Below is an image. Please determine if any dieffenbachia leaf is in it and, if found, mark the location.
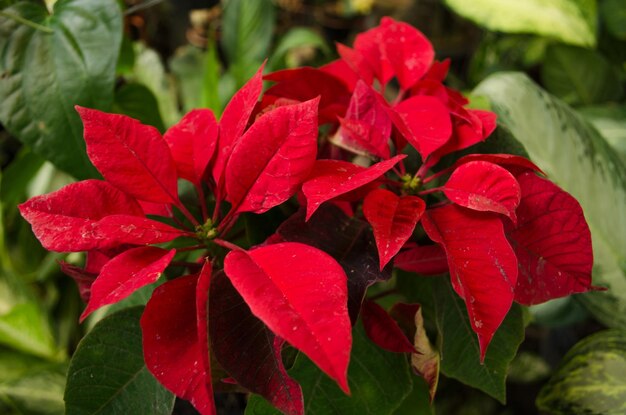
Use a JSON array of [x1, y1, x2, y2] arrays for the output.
[[0, 0, 122, 179]]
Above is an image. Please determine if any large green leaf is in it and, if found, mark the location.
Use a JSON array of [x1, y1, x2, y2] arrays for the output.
[[112, 83, 165, 132], [0, 0, 122, 179], [444, 0, 597, 47], [579, 105, 626, 161], [601, 0, 626, 40], [474, 72, 626, 329], [64, 307, 175, 415], [0, 302, 58, 359], [245, 322, 413, 415], [537, 329, 626, 414]]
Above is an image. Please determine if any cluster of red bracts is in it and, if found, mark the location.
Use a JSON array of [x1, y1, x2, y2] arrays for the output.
[[18, 17, 594, 415]]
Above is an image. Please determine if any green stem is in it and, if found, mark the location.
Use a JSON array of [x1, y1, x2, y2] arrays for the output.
[[0, 11, 53, 33]]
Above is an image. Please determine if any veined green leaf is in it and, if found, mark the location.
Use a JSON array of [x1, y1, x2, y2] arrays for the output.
[[444, 0, 597, 47], [537, 329, 626, 414], [0, 0, 122, 179], [474, 72, 626, 329], [579, 105, 626, 161]]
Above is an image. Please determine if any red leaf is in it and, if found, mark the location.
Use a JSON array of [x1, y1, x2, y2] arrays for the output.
[[453, 153, 543, 176], [391, 96, 452, 160], [422, 205, 517, 359], [80, 247, 175, 321], [225, 98, 320, 214], [141, 270, 217, 415], [506, 173, 594, 305], [394, 245, 448, 275], [424, 59, 450, 82], [320, 59, 360, 91], [209, 271, 303, 415], [302, 155, 406, 220], [164, 109, 219, 185], [430, 109, 495, 162], [223, 242, 352, 394], [379, 17, 434, 90], [139, 201, 173, 217], [361, 300, 416, 353], [213, 65, 264, 189], [59, 262, 96, 302], [195, 260, 214, 406], [91, 215, 186, 249], [76, 107, 179, 205], [363, 189, 425, 269], [337, 43, 375, 86], [352, 25, 393, 86], [443, 161, 521, 222]]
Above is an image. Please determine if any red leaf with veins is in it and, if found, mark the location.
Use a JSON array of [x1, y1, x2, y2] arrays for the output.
[[394, 245, 448, 275], [224, 242, 352, 394], [443, 161, 521, 223], [164, 109, 218, 185], [76, 107, 179, 205], [453, 154, 543, 176], [361, 300, 416, 353], [80, 247, 175, 321], [302, 155, 406, 220], [213, 65, 264, 189], [422, 205, 517, 359], [363, 189, 425, 269], [209, 271, 303, 415], [141, 269, 217, 415], [391, 96, 452, 160], [506, 172, 594, 305], [320, 59, 359, 91], [225, 98, 319, 214]]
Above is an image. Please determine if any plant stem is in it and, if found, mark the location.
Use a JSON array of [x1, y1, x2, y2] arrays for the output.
[[196, 184, 209, 222], [0, 11, 53, 33], [418, 187, 443, 196], [176, 202, 200, 227], [213, 238, 244, 252]]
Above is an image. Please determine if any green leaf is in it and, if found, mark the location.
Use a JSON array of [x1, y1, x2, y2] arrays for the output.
[[0, 147, 44, 210], [245, 322, 413, 415], [601, 0, 626, 40], [578, 105, 626, 161], [474, 73, 626, 330], [541, 44, 622, 105], [112, 83, 165, 132], [0, 0, 122, 179], [221, 0, 275, 86], [269, 27, 330, 70], [64, 307, 175, 415], [444, 0, 597, 47], [0, 302, 58, 359], [537, 329, 626, 414]]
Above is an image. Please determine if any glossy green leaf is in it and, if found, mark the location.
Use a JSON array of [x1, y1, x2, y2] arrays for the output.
[[269, 27, 330, 70], [537, 329, 626, 414], [245, 322, 412, 415], [112, 83, 165, 132], [0, 302, 58, 359], [579, 105, 626, 161], [64, 307, 175, 415], [601, 0, 626, 40], [474, 72, 626, 330], [541, 44, 622, 105], [444, 0, 597, 47], [0, 0, 122, 179]]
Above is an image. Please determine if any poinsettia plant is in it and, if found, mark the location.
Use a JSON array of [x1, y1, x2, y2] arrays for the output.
[[18, 17, 596, 415]]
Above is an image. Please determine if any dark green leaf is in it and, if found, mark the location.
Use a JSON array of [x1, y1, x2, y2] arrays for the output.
[[112, 83, 165, 132], [537, 329, 626, 414], [0, 0, 123, 179], [0, 148, 44, 210], [601, 0, 626, 40], [579, 105, 626, 161], [64, 307, 175, 415]]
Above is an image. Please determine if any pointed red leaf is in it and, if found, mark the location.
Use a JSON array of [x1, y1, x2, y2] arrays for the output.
[[195, 260, 215, 407], [209, 271, 303, 415], [164, 109, 218, 185], [213, 65, 264, 188], [302, 155, 406, 220], [394, 245, 448, 275], [506, 172, 594, 305], [443, 161, 521, 222], [80, 247, 175, 321], [361, 300, 416, 353], [424, 59, 450, 82], [225, 98, 320, 214], [76, 107, 179, 205], [422, 205, 517, 359], [430, 109, 495, 162], [223, 242, 352, 394], [363, 189, 425, 269], [320, 59, 360, 91], [453, 153, 543, 176], [139, 201, 173, 217], [336, 43, 375, 86], [59, 262, 96, 302], [141, 271, 217, 415], [391, 96, 452, 160], [91, 215, 186, 249]]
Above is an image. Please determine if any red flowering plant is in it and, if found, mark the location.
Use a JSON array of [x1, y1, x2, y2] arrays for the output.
[[19, 17, 596, 415]]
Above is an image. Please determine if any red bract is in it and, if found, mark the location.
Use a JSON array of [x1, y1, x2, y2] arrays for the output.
[[361, 300, 416, 353], [394, 244, 449, 275]]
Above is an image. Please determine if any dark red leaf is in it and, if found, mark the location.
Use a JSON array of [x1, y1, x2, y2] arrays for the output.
[[363, 189, 425, 269], [506, 172, 594, 305], [443, 161, 521, 222], [141, 271, 217, 415], [76, 107, 179, 205], [80, 247, 175, 321], [59, 261, 96, 302], [164, 109, 219, 185], [361, 300, 416, 353], [223, 242, 352, 394], [422, 205, 517, 359], [225, 98, 319, 214], [394, 245, 448, 275], [209, 271, 303, 415], [195, 260, 215, 405], [453, 153, 543, 176], [139, 201, 173, 217], [302, 154, 406, 220]]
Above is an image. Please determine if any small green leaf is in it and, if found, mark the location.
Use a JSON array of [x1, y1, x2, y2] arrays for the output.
[[269, 27, 330, 70], [537, 329, 626, 414], [112, 83, 165, 132], [0, 302, 58, 359], [444, 0, 597, 47], [64, 307, 175, 415], [0, 0, 123, 179]]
